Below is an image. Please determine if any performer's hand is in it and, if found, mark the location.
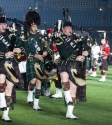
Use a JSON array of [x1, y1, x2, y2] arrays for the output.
[[43, 51, 48, 57], [82, 51, 88, 57], [13, 48, 21, 54], [5, 51, 14, 58], [34, 54, 44, 62], [76, 55, 85, 62]]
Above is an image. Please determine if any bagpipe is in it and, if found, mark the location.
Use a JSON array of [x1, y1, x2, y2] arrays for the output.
[[6, 17, 27, 63], [40, 23, 58, 79], [6, 18, 27, 76]]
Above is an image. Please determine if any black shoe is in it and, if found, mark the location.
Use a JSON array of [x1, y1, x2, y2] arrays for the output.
[[49, 95, 58, 99], [49, 95, 61, 99], [33, 108, 42, 111], [0, 107, 7, 111], [37, 109, 42, 111], [66, 117, 78, 120], [28, 101, 33, 104], [2, 119, 12, 122]]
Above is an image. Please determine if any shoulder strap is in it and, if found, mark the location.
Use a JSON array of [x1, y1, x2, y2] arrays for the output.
[[0, 34, 10, 47]]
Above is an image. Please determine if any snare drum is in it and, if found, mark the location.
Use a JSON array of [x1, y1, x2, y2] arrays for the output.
[[44, 60, 57, 72], [44, 61, 57, 80]]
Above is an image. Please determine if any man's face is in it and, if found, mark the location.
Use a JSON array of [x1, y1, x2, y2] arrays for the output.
[[30, 24, 38, 34], [62, 26, 72, 36], [0, 23, 7, 33]]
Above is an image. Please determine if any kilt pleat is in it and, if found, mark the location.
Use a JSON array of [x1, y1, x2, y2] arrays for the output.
[[100, 59, 108, 71], [0, 61, 24, 89], [26, 62, 39, 83]]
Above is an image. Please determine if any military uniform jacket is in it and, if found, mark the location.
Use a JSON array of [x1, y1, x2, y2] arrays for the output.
[[26, 32, 43, 63], [0, 32, 24, 87], [55, 34, 79, 66], [0, 32, 12, 62]]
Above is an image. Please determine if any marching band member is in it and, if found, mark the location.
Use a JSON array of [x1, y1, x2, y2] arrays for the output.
[[90, 40, 100, 77], [0, 12, 10, 122], [25, 10, 48, 110], [51, 44, 62, 99], [99, 37, 110, 82], [0, 7, 23, 122], [54, 21, 88, 119], [8, 23, 26, 109], [76, 36, 93, 102]]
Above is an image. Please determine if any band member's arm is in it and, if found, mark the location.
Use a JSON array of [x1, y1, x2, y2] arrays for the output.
[[5, 51, 14, 58]]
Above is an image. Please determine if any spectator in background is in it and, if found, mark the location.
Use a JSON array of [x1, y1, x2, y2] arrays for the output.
[[99, 38, 110, 82], [90, 40, 100, 77]]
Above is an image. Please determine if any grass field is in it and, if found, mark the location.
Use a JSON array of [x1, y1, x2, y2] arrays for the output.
[[0, 65, 112, 125]]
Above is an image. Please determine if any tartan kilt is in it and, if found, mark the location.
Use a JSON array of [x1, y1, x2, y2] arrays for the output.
[[0, 61, 23, 89], [75, 61, 87, 100], [26, 61, 44, 83], [13, 64, 24, 89], [75, 60, 86, 80], [100, 59, 108, 71], [57, 62, 78, 86], [76, 85, 87, 101]]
